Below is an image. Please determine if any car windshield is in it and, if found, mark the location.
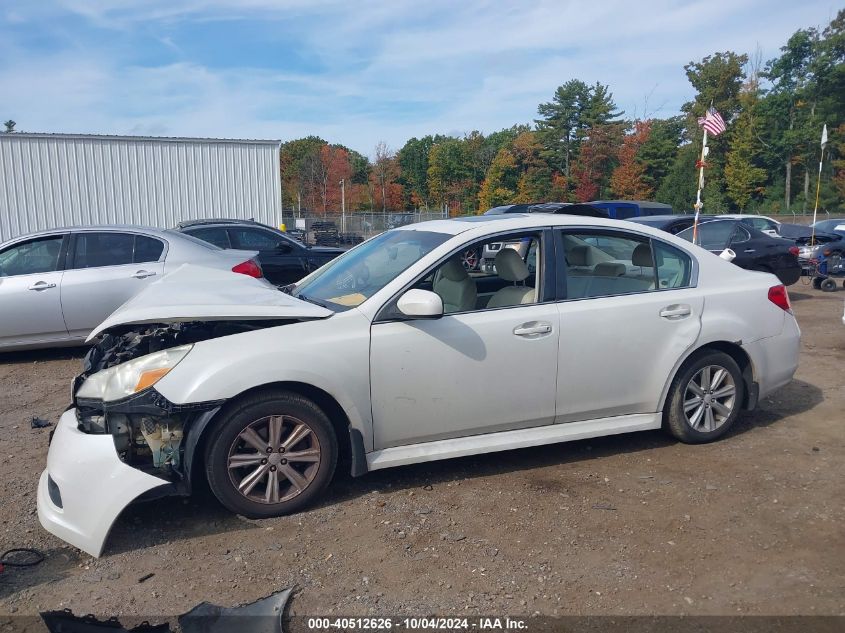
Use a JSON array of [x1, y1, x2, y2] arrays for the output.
[[292, 229, 451, 311]]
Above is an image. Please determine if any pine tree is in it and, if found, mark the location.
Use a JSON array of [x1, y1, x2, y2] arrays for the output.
[[725, 86, 767, 210]]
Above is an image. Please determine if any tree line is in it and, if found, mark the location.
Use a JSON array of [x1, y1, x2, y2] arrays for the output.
[[279, 10, 843, 217]]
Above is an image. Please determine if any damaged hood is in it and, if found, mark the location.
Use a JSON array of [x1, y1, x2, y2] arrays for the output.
[[87, 264, 333, 341]]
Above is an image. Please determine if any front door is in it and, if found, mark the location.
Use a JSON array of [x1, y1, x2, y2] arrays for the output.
[[0, 234, 69, 348], [370, 230, 560, 449], [555, 229, 703, 422]]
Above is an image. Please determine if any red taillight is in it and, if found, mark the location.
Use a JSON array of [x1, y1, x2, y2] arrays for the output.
[[232, 260, 263, 278], [788, 246, 799, 257], [768, 284, 791, 312]]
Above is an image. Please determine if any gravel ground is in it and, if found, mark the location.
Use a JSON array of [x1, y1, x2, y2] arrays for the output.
[[0, 283, 843, 625]]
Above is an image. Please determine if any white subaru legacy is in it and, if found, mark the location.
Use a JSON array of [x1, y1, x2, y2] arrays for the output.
[[38, 214, 800, 556]]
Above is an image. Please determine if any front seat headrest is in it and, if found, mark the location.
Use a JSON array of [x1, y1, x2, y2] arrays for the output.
[[495, 248, 530, 282], [632, 243, 654, 267], [439, 258, 469, 281], [567, 245, 590, 267]]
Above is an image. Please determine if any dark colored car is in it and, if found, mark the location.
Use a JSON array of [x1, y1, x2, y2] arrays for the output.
[[175, 219, 344, 286], [484, 202, 609, 217], [778, 223, 845, 277], [673, 219, 801, 286], [629, 214, 700, 235], [586, 200, 674, 219], [810, 218, 845, 237]]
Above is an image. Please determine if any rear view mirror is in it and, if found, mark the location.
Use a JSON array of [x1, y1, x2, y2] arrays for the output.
[[276, 242, 292, 253], [397, 289, 443, 319]]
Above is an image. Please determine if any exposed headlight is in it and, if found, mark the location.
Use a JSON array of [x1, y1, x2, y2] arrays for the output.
[[76, 345, 193, 402]]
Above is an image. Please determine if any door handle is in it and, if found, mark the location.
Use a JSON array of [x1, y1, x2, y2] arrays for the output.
[[743, 249, 756, 253], [513, 322, 552, 337], [131, 270, 157, 279], [28, 281, 56, 291], [659, 304, 691, 320]]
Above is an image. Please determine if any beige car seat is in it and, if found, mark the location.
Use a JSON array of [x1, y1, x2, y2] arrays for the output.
[[433, 258, 477, 313], [487, 249, 535, 308]]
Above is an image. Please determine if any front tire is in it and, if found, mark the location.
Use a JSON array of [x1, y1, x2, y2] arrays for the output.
[[664, 352, 744, 444], [205, 391, 338, 518]]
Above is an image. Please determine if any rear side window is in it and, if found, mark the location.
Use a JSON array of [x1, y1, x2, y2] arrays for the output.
[[229, 228, 282, 250], [134, 236, 164, 263], [73, 233, 134, 268], [0, 235, 64, 277], [189, 227, 231, 249], [677, 221, 736, 250], [653, 241, 692, 289]]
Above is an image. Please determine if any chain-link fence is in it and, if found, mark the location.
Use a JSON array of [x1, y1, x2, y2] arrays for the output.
[[279, 211, 449, 244]]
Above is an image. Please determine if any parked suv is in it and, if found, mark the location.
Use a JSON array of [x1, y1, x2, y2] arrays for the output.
[[176, 218, 344, 286]]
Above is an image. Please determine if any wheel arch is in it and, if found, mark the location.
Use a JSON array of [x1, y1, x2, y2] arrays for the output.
[[659, 340, 756, 414], [184, 381, 367, 492]]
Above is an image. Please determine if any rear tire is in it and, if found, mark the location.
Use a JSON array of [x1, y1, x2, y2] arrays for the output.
[[664, 351, 744, 444], [205, 390, 338, 518]]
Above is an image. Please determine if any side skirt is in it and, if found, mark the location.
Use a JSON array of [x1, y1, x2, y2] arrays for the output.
[[366, 413, 662, 471]]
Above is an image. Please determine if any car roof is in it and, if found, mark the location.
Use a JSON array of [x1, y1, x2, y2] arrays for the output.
[[2, 224, 174, 243], [176, 218, 266, 229], [398, 213, 694, 237]]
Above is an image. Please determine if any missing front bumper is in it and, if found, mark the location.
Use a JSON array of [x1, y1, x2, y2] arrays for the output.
[[37, 409, 170, 557]]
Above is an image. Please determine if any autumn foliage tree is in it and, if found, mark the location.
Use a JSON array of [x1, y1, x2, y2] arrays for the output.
[[610, 120, 654, 199]]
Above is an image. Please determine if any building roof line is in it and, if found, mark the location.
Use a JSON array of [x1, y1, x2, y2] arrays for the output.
[[0, 132, 282, 146]]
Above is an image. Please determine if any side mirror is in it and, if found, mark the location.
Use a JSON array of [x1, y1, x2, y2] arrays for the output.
[[396, 289, 443, 319], [276, 241, 292, 253]]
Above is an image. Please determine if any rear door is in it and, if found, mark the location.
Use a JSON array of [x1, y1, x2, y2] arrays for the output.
[[555, 229, 703, 422], [60, 232, 166, 339], [227, 226, 308, 285], [0, 234, 69, 348]]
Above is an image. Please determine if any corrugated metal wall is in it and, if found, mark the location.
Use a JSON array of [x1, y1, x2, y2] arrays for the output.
[[0, 134, 282, 242]]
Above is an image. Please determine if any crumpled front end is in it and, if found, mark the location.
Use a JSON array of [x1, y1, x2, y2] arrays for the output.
[[38, 409, 170, 557]]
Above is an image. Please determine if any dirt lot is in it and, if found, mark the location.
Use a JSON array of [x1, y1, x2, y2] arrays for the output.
[[0, 283, 843, 624]]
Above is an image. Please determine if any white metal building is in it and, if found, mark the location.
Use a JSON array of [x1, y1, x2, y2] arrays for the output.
[[0, 133, 282, 242]]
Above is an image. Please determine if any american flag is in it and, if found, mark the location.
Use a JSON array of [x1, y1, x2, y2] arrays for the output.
[[697, 107, 726, 136]]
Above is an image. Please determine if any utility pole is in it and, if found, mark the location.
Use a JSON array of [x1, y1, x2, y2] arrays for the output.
[[340, 178, 346, 233]]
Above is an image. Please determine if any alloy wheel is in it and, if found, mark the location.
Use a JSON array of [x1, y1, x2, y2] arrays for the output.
[[682, 365, 737, 432], [227, 415, 321, 504]]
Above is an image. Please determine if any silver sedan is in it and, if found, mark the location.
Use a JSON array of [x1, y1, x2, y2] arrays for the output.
[[0, 225, 263, 351]]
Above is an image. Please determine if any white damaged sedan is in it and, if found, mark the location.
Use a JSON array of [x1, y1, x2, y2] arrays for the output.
[[38, 214, 800, 556]]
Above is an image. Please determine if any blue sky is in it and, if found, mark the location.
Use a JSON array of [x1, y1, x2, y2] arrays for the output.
[[0, 0, 838, 156]]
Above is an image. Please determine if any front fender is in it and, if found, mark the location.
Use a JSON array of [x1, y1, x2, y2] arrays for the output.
[[154, 312, 373, 450]]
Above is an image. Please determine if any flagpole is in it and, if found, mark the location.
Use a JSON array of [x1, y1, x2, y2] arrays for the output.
[[810, 124, 828, 247], [693, 128, 708, 245]]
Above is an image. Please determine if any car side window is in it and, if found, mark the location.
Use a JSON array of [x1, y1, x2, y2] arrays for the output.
[[134, 236, 164, 263], [562, 231, 657, 299], [653, 241, 692, 289], [0, 235, 64, 277], [189, 227, 231, 249], [415, 232, 542, 314], [72, 232, 134, 269], [229, 228, 283, 250], [677, 221, 736, 250], [730, 225, 751, 245]]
